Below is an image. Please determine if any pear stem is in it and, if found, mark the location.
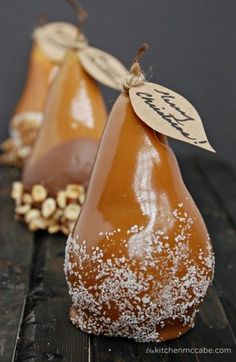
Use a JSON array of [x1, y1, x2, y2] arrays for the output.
[[123, 42, 149, 90], [130, 42, 149, 75], [66, 0, 88, 34]]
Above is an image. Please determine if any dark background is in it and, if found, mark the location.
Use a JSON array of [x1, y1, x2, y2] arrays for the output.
[[0, 0, 235, 166]]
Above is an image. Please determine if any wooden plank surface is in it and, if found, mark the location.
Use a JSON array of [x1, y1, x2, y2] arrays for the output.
[[15, 233, 89, 362], [1, 159, 236, 361], [197, 158, 236, 227], [0, 166, 34, 362], [181, 158, 236, 337]]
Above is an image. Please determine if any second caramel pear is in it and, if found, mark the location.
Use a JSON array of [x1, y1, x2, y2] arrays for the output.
[[11, 49, 107, 235], [23, 50, 107, 196]]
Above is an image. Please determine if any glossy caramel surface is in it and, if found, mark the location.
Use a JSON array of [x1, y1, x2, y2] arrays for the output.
[[14, 43, 55, 116], [66, 92, 214, 342], [73, 93, 210, 246], [23, 50, 107, 194]]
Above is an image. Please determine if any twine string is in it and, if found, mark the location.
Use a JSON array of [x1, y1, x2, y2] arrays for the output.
[[124, 42, 149, 90]]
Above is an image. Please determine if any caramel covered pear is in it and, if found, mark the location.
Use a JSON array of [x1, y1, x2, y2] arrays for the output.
[[13, 50, 107, 235], [1, 22, 78, 166], [23, 50, 106, 194], [14, 43, 56, 117], [65, 91, 214, 342]]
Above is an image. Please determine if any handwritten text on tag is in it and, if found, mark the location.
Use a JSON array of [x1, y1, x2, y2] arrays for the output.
[[79, 47, 127, 91], [129, 82, 215, 152]]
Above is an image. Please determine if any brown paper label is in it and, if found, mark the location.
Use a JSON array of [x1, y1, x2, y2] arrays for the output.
[[129, 82, 215, 152], [33, 22, 79, 62], [79, 47, 127, 90]]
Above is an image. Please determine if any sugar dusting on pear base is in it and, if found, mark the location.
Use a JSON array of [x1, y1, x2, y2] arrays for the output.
[[64, 203, 214, 343], [69, 303, 195, 343]]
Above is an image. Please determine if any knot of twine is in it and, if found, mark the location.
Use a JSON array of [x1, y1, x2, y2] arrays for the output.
[[123, 42, 149, 90], [123, 62, 145, 90], [68, 33, 88, 51]]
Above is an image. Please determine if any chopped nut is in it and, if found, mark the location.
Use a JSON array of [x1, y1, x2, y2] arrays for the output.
[[42, 198, 56, 218], [12, 181, 23, 190], [29, 217, 47, 231], [44, 217, 56, 227], [17, 146, 31, 159], [61, 226, 69, 235], [15, 199, 22, 207], [11, 181, 23, 201], [22, 193, 33, 205], [66, 184, 81, 199], [15, 204, 30, 215], [64, 204, 81, 221], [53, 209, 63, 221], [1, 138, 15, 152], [78, 185, 85, 195], [48, 225, 60, 234], [12, 181, 85, 235], [57, 191, 67, 208], [61, 215, 66, 223], [25, 209, 41, 224], [28, 221, 38, 232], [78, 192, 85, 204], [32, 185, 47, 202]]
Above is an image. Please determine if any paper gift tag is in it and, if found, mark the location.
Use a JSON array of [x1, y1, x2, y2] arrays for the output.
[[34, 22, 79, 62], [129, 82, 215, 152], [79, 47, 127, 91]]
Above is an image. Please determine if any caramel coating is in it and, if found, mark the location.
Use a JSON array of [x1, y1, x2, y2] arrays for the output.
[[13, 43, 55, 116], [23, 50, 107, 195], [65, 93, 214, 343]]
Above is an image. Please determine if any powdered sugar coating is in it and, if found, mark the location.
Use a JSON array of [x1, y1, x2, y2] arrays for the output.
[[65, 205, 214, 343]]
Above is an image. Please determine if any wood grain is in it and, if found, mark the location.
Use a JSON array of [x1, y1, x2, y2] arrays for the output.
[[15, 234, 89, 362], [0, 166, 34, 361], [181, 158, 236, 337]]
